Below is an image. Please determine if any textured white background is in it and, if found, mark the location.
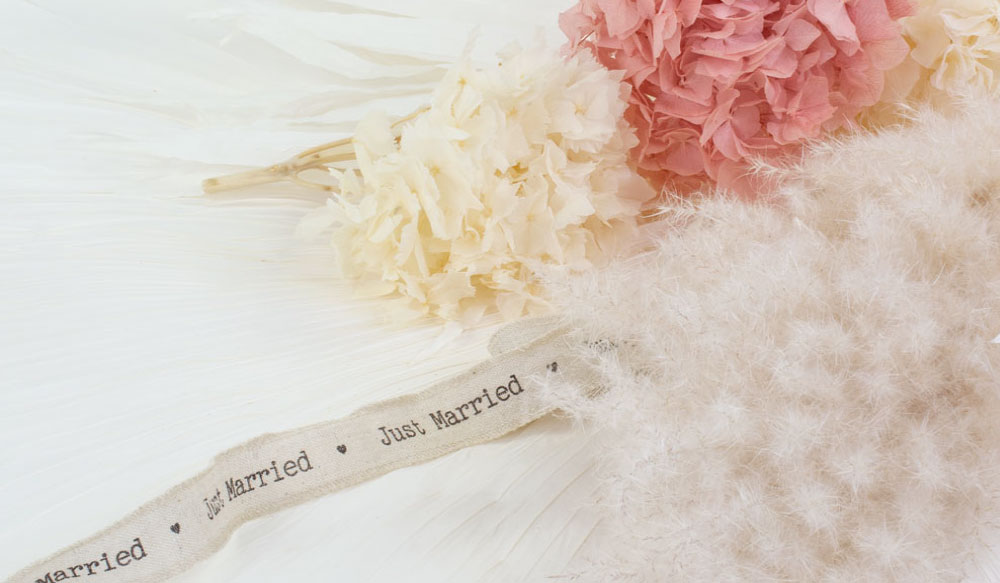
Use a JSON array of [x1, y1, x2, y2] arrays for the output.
[[0, 1, 605, 581]]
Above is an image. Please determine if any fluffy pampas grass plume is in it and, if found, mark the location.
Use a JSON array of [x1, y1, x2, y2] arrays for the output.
[[540, 94, 1000, 581]]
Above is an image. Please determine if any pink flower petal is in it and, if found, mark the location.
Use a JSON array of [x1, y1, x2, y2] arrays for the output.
[[731, 102, 763, 138], [848, 0, 900, 42], [712, 122, 747, 160], [662, 136, 707, 176], [882, 0, 914, 20], [808, 0, 859, 43], [559, 5, 594, 46], [862, 36, 910, 71], [759, 43, 800, 78], [786, 18, 822, 51], [598, 0, 643, 38], [676, 0, 704, 26], [836, 57, 884, 106]]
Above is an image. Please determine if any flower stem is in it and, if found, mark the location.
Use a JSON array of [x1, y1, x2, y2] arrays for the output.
[[201, 141, 354, 194], [202, 106, 428, 194]]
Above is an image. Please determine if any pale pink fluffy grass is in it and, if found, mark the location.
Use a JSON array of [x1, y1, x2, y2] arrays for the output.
[[542, 96, 1000, 581]]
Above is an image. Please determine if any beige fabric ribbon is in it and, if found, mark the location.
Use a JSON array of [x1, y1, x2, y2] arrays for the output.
[[7, 321, 590, 583]]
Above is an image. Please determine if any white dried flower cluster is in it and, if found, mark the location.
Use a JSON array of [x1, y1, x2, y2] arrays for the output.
[[305, 44, 651, 325], [875, 0, 1000, 118]]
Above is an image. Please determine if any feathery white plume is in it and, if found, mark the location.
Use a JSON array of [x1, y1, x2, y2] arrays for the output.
[[542, 95, 1000, 582]]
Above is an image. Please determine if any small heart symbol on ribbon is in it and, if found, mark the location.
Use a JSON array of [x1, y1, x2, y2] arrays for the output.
[[170, 523, 181, 534], [336, 444, 347, 454]]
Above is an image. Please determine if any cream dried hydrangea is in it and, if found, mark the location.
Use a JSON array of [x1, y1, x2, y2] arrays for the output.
[[872, 0, 1000, 120], [303, 44, 652, 325]]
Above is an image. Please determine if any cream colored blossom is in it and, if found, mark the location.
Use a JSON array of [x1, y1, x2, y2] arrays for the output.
[[874, 0, 1000, 120], [302, 44, 652, 325]]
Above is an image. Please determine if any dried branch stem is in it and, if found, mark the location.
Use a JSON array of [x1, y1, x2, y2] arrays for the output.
[[202, 106, 428, 194]]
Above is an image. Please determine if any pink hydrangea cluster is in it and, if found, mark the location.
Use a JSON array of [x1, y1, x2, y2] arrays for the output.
[[561, 0, 913, 194]]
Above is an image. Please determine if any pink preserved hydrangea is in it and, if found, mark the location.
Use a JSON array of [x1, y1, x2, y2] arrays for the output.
[[562, 0, 913, 194]]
